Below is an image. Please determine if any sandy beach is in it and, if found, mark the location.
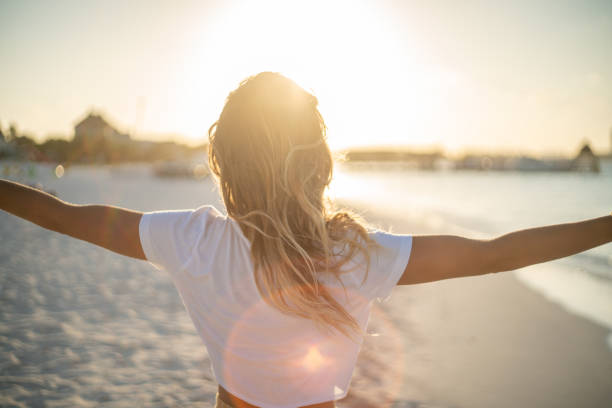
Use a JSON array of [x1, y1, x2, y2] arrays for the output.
[[345, 206, 612, 408], [1, 165, 611, 407]]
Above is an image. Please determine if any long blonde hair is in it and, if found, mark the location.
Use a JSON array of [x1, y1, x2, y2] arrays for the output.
[[208, 72, 374, 338]]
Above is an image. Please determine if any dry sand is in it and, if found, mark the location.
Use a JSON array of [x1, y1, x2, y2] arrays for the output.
[[1, 166, 611, 407]]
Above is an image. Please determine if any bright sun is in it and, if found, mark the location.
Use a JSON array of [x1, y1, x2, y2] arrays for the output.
[[182, 0, 440, 150]]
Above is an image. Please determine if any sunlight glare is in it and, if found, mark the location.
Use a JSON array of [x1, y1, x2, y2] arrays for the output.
[[303, 346, 327, 372], [188, 0, 441, 149]]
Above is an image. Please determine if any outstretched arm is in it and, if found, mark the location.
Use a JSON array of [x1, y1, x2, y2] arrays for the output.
[[399, 215, 612, 285], [0, 179, 145, 259]]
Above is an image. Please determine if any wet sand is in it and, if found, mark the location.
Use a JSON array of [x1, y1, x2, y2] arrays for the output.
[[1, 166, 611, 407], [343, 206, 612, 408]]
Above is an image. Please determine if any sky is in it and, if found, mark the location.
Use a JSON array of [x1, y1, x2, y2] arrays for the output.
[[1, 0, 611, 156]]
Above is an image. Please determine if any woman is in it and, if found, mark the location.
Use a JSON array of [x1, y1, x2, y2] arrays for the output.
[[1, 72, 610, 408]]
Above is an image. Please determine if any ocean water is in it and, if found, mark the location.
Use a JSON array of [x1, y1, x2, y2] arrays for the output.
[[331, 160, 612, 340], [5, 159, 611, 338]]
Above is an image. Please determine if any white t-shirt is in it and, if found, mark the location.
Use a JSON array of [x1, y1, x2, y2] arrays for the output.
[[139, 205, 412, 408]]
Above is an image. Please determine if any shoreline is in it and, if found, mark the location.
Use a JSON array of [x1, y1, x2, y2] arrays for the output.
[[340, 202, 612, 408]]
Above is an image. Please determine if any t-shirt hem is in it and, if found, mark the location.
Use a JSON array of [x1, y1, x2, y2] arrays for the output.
[[216, 379, 347, 408]]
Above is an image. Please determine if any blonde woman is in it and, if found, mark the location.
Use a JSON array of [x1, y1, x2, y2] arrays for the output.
[[1, 72, 610, 408]]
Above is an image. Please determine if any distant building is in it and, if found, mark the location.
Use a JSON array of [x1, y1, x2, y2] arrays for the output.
[[344, 149, 443, 170], [453, 143, 600, 173], [73, 112, 130, 162], [571, 143, 600, 172], [74, 112, 129, 145]]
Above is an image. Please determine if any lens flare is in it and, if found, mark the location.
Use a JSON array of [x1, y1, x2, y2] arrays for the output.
[[303, 346, 326, 372], [54, 164, 65, 178]]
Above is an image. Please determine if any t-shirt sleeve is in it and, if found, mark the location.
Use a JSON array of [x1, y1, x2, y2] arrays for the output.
[[139, 205, 225, 276], [362, 231, 413, 302]]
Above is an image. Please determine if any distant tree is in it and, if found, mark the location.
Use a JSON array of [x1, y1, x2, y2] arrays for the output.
[[39, 138, 72, 162], [8, 124, 18, 143]]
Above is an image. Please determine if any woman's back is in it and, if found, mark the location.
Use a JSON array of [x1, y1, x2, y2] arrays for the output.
[[139, 205, 412, 407]]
